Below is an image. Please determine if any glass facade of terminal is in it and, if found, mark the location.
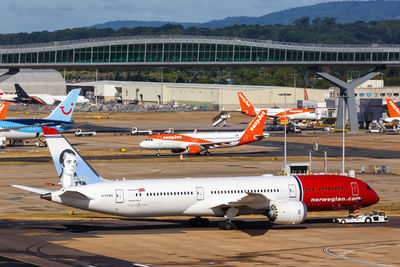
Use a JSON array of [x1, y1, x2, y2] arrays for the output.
[[1, 42, 400, 64]]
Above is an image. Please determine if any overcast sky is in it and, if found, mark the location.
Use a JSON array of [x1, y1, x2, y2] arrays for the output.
[[0, 0, 352, 34]]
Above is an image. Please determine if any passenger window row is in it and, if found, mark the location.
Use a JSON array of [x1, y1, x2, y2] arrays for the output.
[[210, 188, 279, 194], [303, 187, 344, 192], [146, 191, 194, 197]]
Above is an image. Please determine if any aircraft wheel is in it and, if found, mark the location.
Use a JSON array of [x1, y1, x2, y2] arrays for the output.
[[205, 151, 211, 156], [188, 218, 197, 226], [219, 221, 235, 230], [200, 218, 209, 226]]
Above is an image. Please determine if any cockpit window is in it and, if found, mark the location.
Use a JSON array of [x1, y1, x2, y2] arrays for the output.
[[366, 184, 372, 190], [145, 138, 153, 141]]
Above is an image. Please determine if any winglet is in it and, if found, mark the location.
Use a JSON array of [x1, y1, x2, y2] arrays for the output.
[[42, 127, 61, 136], [386, 98, 400, 117], [238, 92, 257, 116]]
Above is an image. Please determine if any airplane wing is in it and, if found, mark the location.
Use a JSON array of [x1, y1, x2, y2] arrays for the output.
[[183, 192, 270, 216], [0, 121, 76, 132], [12, 184, 53, 195], [199, 139, 241, 149], [220, 192, 270, 210]]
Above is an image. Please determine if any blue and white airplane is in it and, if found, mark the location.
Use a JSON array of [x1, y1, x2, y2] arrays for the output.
[[0, 88, 81, 148]]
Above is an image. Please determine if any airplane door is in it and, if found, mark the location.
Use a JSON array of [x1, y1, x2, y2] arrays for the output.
[[196, 187, 204, 201], [115, 189, 124, 203], [351, 182, 359, 196], [288, 184, 296, 198]]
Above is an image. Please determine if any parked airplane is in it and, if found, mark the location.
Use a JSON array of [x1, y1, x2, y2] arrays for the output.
[[13, 126, 380, 230], [14, 84, 89, 105], [0, 102, 9, 120], [0, 89, 80, 148], [238, 92, 319, 123], [385, 98, 400, 124], [0, 89, 17, 102], [140, 109, 269, 156]]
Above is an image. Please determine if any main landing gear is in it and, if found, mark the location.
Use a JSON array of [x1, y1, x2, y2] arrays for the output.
[[218, 207, 239, 230], [188, 217, 209, 227], [156, 150, 160, 157]]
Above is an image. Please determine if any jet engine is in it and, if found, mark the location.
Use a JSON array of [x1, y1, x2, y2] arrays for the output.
[[186, 145, 202, 154], [267, 200, 307, 224]]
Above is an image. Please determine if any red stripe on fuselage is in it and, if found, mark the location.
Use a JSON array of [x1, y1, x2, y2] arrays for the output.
[[297, 175, 379, 211]]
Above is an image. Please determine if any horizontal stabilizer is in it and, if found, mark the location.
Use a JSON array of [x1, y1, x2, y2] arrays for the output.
[[12, 184, 53, 195]]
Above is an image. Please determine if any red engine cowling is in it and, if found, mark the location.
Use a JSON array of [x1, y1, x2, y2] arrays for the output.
[[186, 145, 202, 154]]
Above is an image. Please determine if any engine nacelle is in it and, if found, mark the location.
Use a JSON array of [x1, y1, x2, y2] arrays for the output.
[[186, 145, 202, 154], [267, 200, 307, 224]]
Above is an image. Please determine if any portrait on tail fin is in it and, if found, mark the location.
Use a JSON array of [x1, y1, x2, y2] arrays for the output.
[[43, 127, 104, 188], [59, 149, 87, 188]]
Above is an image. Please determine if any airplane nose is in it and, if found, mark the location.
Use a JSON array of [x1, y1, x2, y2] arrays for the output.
[[373, 191, 380, 205], [139, 141, 147, 148]]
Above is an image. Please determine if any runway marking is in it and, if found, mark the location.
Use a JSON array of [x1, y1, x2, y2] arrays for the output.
[[323, 240, 400, 267]]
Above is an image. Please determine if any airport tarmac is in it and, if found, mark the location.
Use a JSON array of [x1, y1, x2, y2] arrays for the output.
[[1, 110, 400, 266], [0, 217, 399, 266]]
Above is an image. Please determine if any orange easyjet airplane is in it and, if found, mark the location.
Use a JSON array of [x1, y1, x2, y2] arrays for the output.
[[140, 110, 269, 156], [385, 98, 400, 124], [0, 102, 9, 120], [238, 92, 318, 123]]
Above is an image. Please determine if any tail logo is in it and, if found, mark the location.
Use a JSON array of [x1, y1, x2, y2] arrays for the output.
[[59, 149, 87, 188], [388, 100, 400, 116], [239, 93, 251, 108], [0, 103, 6, 113], [250, 110, 266, 131], [60, 103, 74, 115]]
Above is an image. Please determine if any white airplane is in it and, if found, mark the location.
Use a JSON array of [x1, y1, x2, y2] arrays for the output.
[[140, 109, 269, 156], [0, 85, 89, 105], [13, 127, 380, 230], [0, 89, 80, 147], [385, 98, 400, 124], [238, 92, 320, 123], [0, 89, 17, 102]]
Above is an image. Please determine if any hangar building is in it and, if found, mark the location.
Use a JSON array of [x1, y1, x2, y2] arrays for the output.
[[67, 81, 328, 110]]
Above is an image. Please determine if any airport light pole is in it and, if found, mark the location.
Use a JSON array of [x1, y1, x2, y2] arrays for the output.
[[279, 93, 291, 173], [292, 73, 298, 104], [340, 95, 348, 175]]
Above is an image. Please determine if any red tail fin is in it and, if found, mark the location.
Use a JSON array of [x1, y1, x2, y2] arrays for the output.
[[304, 88, 309, 100], [387, 98, 400, 117], [0, 102, 9, 120], [239, 109, 267, 144], [238, 92, 257, 116]]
